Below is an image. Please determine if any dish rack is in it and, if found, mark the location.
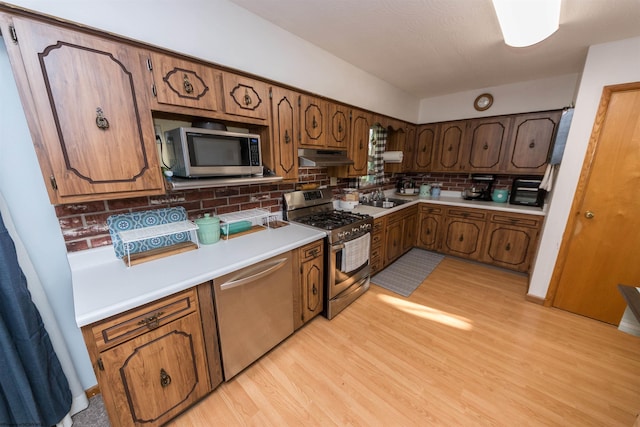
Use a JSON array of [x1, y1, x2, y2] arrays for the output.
[[217, 208, 282, 240], [117, 220, 199, 267]]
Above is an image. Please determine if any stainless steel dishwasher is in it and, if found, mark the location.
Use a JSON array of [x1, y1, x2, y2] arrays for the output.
[[213, 251, 294, 380]]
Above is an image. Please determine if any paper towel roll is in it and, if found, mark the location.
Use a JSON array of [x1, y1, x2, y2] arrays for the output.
[[382, 151, 403, 163]]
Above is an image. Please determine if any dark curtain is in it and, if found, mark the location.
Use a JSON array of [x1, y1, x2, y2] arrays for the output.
[[0, 211, 71, 426]]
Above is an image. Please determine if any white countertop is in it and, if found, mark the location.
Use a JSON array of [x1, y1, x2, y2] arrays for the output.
[[351, 190, 547, 218], [70, 223, 326, 327]]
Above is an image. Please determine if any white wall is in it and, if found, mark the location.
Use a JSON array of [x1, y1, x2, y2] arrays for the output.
[[0, 42, 95, 387], [4, 0, 420, 122], [418, 73, 580, 123], [528, 35, 640, 299]]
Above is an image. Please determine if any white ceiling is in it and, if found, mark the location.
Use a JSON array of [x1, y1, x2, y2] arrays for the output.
[[228, 0, 640, 99]]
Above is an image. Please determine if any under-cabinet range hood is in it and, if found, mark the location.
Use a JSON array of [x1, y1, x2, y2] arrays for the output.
[[298, 149, 354, 167]]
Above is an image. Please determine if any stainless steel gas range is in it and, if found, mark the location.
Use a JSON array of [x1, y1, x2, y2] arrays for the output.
[[284, 189, 373, 319]]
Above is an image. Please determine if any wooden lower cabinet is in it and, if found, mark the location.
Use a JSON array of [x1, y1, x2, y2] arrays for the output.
[[417, 205, 444, 250], [415, 203, 542, 272], [81, 284, 221, 427], [384, 206, 418, 265], [441, 207, 487, 261], [482, 212, 542, 272], [295, 240, 324, 328]]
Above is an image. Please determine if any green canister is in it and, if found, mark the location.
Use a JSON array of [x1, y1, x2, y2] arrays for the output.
[[195, 213, 220, 244]]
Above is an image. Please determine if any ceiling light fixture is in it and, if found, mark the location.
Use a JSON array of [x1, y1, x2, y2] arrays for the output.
[[492, 0, 561, 47]]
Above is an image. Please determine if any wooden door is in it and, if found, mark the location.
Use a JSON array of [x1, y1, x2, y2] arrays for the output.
[[466, 117, 511, 171], [550, 83, 640, 324], [348, 109, 373, 176], [8, 17, 164, 204], [300, 246, 323, 324], [401, 208, 418, 253], [100, 314, 209, 426], [433, 121, 466, 172], [415, 124, 437, 171], [148, 52, 220, 112], [504, 111, 561, 174], [442, 208, 486, 260], [418, 206, 443, 250], [300, 95, 326, 148], [385, 218, 404, 264], [268, 86, 299, 181], [326, 102, 349, 149], [220, 72, 269, 120]]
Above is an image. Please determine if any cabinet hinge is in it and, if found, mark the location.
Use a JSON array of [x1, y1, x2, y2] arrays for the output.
[[49, 175, 58, 190], [9, 25, 18, 43], [152, 84, 157, 98], [146, 58, 153, 71], [97, 358, 104, 371]]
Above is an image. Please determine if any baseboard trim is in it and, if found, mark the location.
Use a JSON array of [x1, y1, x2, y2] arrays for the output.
[[525, 294, 546, 305], [85, 385, 100, 398]]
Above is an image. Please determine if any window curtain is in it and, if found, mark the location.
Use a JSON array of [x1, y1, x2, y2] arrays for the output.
[[371, 124, 387, 185], [0, 194, 74, 426]]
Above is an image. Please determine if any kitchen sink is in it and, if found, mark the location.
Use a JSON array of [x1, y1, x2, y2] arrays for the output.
[[361, 198, 409, 208]]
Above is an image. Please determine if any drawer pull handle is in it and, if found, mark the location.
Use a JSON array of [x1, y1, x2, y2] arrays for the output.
[[183, 74, 194, 94], [160, 369, 172, 388], [243, 88, 252, 106], [138, 311, 164, 330], [95, 107, 109, 130], [505, 243, 511, 251], [458, 235, 464, 242]]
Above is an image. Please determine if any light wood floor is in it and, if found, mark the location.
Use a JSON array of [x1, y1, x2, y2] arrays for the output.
[[169, 257, 640, 426]]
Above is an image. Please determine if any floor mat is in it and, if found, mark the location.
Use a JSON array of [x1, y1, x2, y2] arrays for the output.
[[371, 248, 444, 297]]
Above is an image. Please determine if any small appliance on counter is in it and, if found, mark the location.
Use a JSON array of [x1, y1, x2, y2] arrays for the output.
[[491, 189, 509, 203], [509, 176, 546, 207], [461, 174, 495, 201]]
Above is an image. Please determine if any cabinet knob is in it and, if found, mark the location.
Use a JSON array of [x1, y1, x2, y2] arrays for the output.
[[312, 116, 318, 129], [312, 284, 318, 295], [585, 211, 595, 219], [483, 142, 489, 150], [160, 368, 172, 388], [284, 130, 291, 144], [529, 140, 536, 148], [458, 235, 464, 242], [243, 88, 252, 106], [505, 242, 511, 251]]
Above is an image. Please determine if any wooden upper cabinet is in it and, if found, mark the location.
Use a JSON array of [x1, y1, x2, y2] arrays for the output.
[[220, 72, 269, 120], [148, 52, 220, 112], [466, 117, 512, 172], [404, 124, 417, 172], [503, 111, 561, 174], [300, 95, 327, 148], [432, 121, 467, 172], [348, 109, 373, 177], [5, 16, 164, 204], [326, 102, 350, 149], [415, 123, 437, 171], [267, 86, 299, 181]]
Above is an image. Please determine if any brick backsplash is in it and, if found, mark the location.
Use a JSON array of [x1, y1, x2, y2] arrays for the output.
[[56, 168, 522, 252], [56, 167, 340, 252]]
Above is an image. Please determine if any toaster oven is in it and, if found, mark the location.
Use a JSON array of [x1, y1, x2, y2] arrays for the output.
[[509, 177, 546, 207]]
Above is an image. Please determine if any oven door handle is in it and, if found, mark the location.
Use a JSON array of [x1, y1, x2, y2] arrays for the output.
[[218, 258, 288, 290], [332, 243, 345, 253]]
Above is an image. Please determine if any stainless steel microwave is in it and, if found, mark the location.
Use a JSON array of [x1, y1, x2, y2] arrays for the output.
[[165, 127, 263, 178]]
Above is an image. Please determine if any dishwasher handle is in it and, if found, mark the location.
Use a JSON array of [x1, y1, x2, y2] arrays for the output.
[[218, 257, 289, 290]]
